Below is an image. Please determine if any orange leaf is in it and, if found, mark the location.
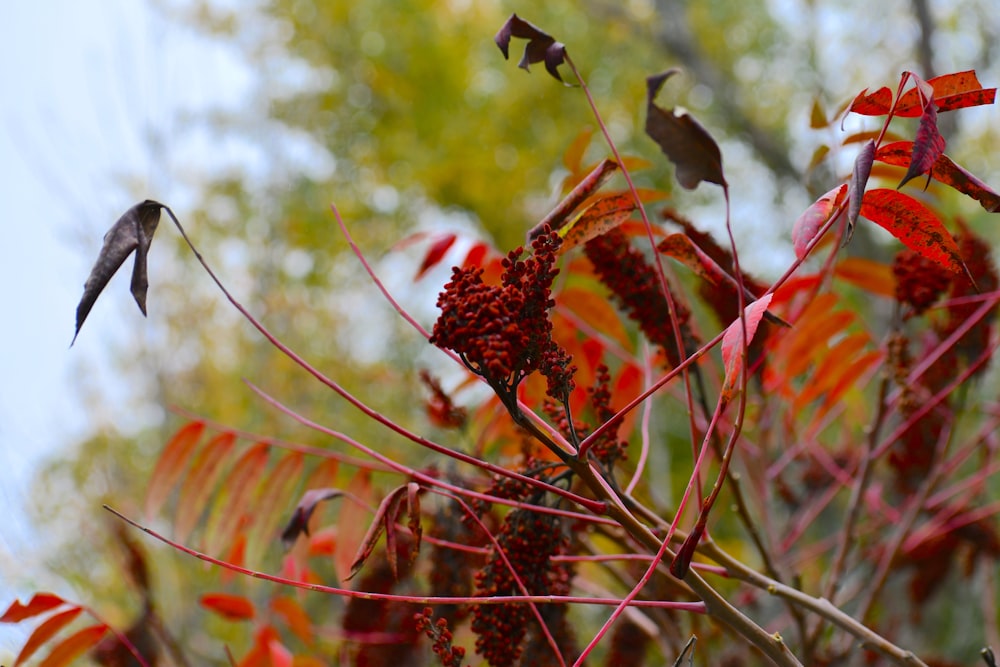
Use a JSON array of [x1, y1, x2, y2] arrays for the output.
[[559, 193, 637, 253], [271, 597, 313, 645], [174, 431, 237, 544], [815, 350, 884, 419], [38, 624, 107, 667], [335, 471, 373, 583], [12, 607, 82, 666], [860, 189, 967, 275], [200, 593, 256, 621], [895, 70, 996, 116], [1, 593, 66, 623], [792, 185, 847, 260], [834, 258, 896, 298], [145, 421, 205, 520], [794, 332, 872, 409], [562, 129, 594, 176], [557, 286, 631, 350], [721, 295, 772, 401], [204, 442, 271, 557], [244, 452, 305, 568]]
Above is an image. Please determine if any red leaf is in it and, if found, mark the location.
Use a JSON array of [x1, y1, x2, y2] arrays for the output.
[[860, 189, 967, 275], [1, 594, 67, 623], [270, 597, 313, 645], [899, 103, 946, 189], [145, 421, 205, 520], [792, 185, 848, 260], [645, 70, 726, 190], [895, 70, 996, 116], [12, 607, 82, 666], [462, 242, 490, 269], [875, 142, 1000, 213], [494, 14, 567, 82], [416, 234, 457, 280], [721, 294, 772, 401], [200, 593, 256, 621], [38, 624, 108, 667], [848, 140, 876, 235], [849, 87, 893, 116]]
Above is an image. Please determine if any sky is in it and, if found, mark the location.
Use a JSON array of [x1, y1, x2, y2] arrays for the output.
[[0, 0, 254, 652]]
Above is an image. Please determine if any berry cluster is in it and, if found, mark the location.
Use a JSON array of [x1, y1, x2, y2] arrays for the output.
[[430, 229, 575, 405], [415, 608, 466, 667], [584, 228, 694, 368], [470, 509, 570, 666], [892, 248, 952, 315]]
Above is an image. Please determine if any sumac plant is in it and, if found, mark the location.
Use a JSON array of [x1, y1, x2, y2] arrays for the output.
[[7, 14, 1000, 667]]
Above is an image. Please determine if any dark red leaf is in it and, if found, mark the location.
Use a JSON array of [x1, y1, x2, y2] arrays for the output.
[[875, 142, 1000, 213], [847, 140, 876, 239], [73, 200, 163, 345], [416, 234, 457, 279], [899, 101, 946, 189], [494, 14, 567, 82], [280, 488, 345, 549], [348, 483, 422, 581], [645, 70, 726, 190]]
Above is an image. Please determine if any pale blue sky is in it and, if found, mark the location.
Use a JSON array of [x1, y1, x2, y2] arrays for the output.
[[0, 0, 253, 653]]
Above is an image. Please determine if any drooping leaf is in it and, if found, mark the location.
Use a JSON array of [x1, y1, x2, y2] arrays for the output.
[[860, 189, 970, 278], [559, 192, 637, 253], [348, 482, 422, 581], [847, 140, 876, 239], [72, 200, 163, 345], [494, 14, 567, 82], [1, 594, 67, 623], [280, 487, 346, 549], [38, 624, 108, 667], [416, 234, 457, 279], [200, 593, 256, 621], [899, 102, 946, 189], [875, 142, 1000, 213], [12, 607, 82, 666], [721, 295, 772, 401], [145, 421, 206, 520], [531, 158, 619, 240], [791, 184, 848, 260], [174, 431, 237, 544], [645, 70, 726, 190]]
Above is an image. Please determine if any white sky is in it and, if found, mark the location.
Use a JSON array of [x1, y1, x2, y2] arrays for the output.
[[0, 0, 253, 653]]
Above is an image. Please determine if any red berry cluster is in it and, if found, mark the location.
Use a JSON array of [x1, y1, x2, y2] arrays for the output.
[[892, 248, 952, 315], [470, 509, 570, 667], [584, 228, 695, 368], [587, 365, 629, 467], [415, 607, 466, 667], [430, 229, 576, 404]]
